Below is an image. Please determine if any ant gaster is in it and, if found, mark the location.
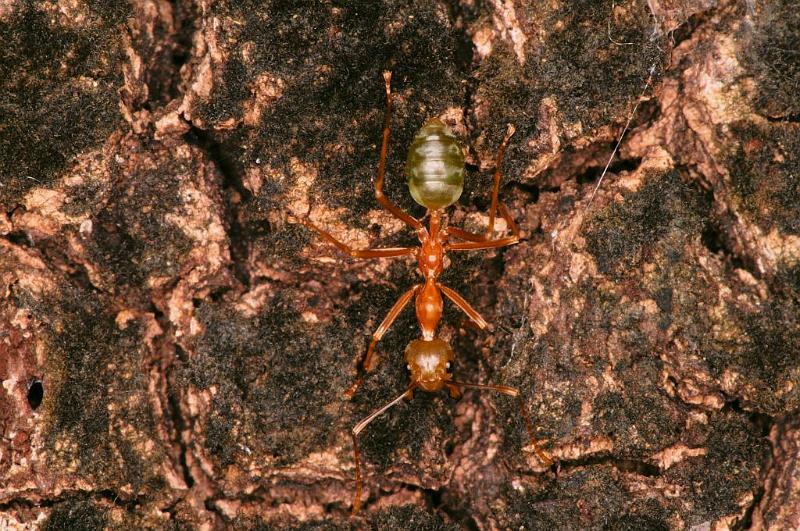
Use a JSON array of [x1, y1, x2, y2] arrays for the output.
[[295, 72, 553, 515]]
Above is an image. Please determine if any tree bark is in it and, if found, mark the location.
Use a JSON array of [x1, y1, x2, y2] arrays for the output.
[[1, 0, 799, 529]]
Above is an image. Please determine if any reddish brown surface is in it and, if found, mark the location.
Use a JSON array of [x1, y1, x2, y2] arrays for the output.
[[1, 1, 798, 529]]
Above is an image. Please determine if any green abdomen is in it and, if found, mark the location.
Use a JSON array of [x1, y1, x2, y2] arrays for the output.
[[405, 119, 465, 211]]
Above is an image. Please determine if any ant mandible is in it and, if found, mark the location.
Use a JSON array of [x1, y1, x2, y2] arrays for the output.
[[295, 71, 553, 515]]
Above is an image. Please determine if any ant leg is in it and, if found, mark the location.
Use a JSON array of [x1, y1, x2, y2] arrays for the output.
[[437, 283, 489, 330], [351, 385, 416, 516], [445, 226, 486, 242], [448, 204, 520, 250], [375, 71, 424, 231], [447, 197, 521, 247], [487, 124, 516, 239], [345, 285, 420, 399], [448, 380, 553, 466], [445, 124, 518, 244], [297, 217, 417, 259], [362, 285, 419, 371], [447, 235, 519, 251], [497, 202, 520, 239]]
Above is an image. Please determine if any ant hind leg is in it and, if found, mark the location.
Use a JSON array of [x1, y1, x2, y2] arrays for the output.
[[486, 124, 516, 239], [374, 71, 423, 231], [446, 125, 520, 249]]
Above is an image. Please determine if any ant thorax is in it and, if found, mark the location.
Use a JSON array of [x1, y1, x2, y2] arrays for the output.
[[417, 213, 445, 279]]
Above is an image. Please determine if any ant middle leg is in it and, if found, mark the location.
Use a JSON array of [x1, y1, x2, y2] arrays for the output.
[[445, 227, 486, 242], [448, 202, 520, 251], [344, 284, 420, 399], [447, 235, 518, 251], [297, 217, 417, 259]]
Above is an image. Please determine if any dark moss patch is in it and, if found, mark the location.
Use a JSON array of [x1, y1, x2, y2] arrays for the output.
[[183, 294, 352, 466], [602, 506, 670, 531], [21, 286, 160, 493], [740, 0, 800, 118], [42, 499, 107, 531], [775, 262, 800, 303], [584, 170, 706, 279], [502, 468, 629, 529], [727, 121, 800, 236], [201, 57, 252, 126], [85, 150, 197, 294], [703, 296, 800, 413], [250, 218, 316, 274], [59, 178, 111, 217], [0, 5, 126, 208], [665, 411, 768, 526], [366, 504, 459, 531], [592, 364, 685, 455], [501, 470, 671, 529], [735, 302, 799, 384], [84, 0, 133, 26], [473, 0, 666, 181]]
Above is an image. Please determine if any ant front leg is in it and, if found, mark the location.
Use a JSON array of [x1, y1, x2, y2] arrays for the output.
[[437, 283, 490, 331], [374, 71, 424, 231], [344, 284, 420, 400], [449, 380, 553, 466]]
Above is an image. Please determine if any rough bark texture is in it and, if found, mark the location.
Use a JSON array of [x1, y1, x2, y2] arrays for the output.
[[1, 0, 798, 529]]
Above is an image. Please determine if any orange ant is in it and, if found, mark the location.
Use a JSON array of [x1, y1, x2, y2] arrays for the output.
[[294, 71, 553, 515]]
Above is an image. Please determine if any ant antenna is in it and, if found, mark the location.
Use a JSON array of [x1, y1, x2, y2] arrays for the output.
[[351, 384, 416, 515]]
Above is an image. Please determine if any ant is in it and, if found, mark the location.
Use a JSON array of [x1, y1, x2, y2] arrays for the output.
[[294, 71, 553, 515]]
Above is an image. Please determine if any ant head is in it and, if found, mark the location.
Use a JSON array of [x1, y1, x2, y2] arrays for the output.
[[404, 338, 454, 392]]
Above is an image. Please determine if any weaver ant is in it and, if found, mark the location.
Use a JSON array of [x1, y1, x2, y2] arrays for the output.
[[294, 71, 553, 515]]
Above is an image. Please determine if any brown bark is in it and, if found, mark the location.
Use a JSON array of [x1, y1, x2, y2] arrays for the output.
[[1, 0, 798, 529]]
